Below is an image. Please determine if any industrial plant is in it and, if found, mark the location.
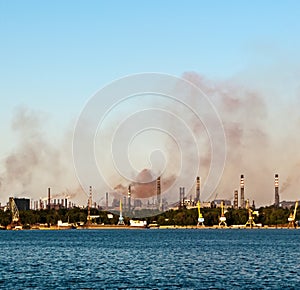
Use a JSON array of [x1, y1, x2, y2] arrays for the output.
[[0, 173, 299, 230]]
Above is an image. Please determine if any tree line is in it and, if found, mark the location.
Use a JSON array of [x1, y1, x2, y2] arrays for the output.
[[147, 206, 294, 227], [0, 205, 297, 228]]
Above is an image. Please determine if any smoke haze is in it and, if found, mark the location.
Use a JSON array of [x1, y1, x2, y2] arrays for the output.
[[0, 107, 85, 204], [1, 70, 300, 207]]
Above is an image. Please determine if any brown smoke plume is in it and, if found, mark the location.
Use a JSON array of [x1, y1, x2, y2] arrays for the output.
[[2, 70, 300, 207], [0, 107, 82, 203], [113, 168, 176, 199], [181, 71, 300, 204]]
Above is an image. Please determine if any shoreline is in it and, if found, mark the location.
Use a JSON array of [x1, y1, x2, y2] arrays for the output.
[[3, 224, 298, 230]]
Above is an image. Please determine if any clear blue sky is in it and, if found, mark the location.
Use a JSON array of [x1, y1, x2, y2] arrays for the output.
[[1, 1, 299, 121], [1, 1, 300, 204]]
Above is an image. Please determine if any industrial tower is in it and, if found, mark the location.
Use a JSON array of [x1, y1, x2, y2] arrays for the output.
[[105, 192, 109, 210], [233, 189, 238, 209], [87, 186, 92, 225], [128, 185, 131, 212], [274, 174, 279, 207], [195, 176, 200, 203], [179, 187, 185, 209], [240, 174, 245, 208], [47, 187, 51, 210], [157, 177, 162, 211]]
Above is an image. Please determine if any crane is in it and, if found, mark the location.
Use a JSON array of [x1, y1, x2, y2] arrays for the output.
[[8, 198, 22, 230], [245, 200, 259, 228], [9, 197, 20, 223], [288, 201, 298, 228], [197, 201, 205, 227], [118, 199, 125, 225], [219, 201, 227, 227]]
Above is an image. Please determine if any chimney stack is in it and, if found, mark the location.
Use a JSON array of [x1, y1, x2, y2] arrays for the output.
[[47, 188, 51, 210], [234, 189, 238, 209], [274, 174, 279, 207], [87, 186, 92, 225], [157, 177, 162, 210], [240, 175, 245, 208], [128, 185, 131, 212], [179, 187, 185, 208], [195, 176, 200, 203], [105, 192, 109, 210], [123, 196, 127, 210], [89, 186, 92, 208]]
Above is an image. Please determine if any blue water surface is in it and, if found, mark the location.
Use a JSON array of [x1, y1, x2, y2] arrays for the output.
[[0, 229, 300, 289]]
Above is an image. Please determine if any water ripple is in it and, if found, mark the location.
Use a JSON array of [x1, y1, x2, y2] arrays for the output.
[[0, 229, 300, 289]]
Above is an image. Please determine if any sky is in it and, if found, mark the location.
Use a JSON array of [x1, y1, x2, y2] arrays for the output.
[[0, 1, 300, 206]]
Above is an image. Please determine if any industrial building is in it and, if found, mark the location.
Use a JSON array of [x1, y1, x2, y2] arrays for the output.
[[14, 198, 30, 211], [213, 199, 231, 208], [0, 172, 291, 214], [279, 201, 295, 209]]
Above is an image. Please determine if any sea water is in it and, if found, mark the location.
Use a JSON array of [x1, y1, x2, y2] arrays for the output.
[[0, 229, 300, 289]]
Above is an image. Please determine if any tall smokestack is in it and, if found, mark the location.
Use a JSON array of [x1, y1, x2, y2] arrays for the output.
[[240, 174, 245, 208], [179, 187, 183, 209], [128, 185, 131, 212], [123, 196, 127, 210], [179, 187, 185, 208], [179, 187, 181, 209], [87, 186, 92, 225], [89, 186, 92, 208], [105, 192, 109, 210], [47, 188, 51, 210], [157, 177, 161, 210], [195, 176, 200, 203], [234, 189, 238, 209], [274, 173, 279, 207]]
